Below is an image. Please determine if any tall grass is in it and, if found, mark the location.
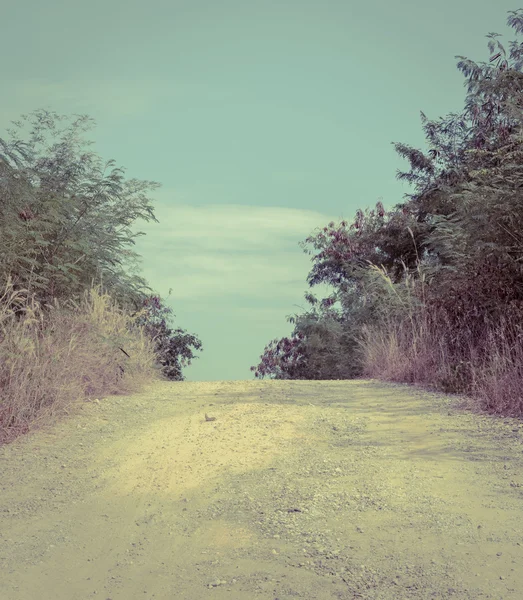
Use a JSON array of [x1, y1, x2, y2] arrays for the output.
[[469, 315, 523, 417], [357, 270, 523, 418], [0, 278, 164, 444]]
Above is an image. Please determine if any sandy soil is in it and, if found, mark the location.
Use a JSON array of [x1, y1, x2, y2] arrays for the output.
[[1, 379, 523, 600]]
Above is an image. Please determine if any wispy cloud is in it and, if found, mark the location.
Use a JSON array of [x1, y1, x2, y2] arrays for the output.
[[132, 199, 339, 303]]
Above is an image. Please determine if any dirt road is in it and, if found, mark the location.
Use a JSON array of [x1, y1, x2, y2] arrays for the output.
[[1, 379, 523, 599]]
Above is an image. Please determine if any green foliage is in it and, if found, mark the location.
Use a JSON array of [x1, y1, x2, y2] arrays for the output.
[[130, 294, 203, 381], [291, 308, 363, 380], [298, 207, 426, 289], [251, 290, 365, 380], [0, 109, 159, 309]]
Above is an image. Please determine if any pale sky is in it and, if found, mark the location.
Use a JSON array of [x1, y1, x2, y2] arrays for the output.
[[1, 1, 518, 381]]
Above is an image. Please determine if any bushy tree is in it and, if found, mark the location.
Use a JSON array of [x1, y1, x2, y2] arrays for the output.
[[0, 109, 159, 311], [304, 9, 523, 317], [251, 290, 364, 380], [417, 12, 523, 343], [0, 109, 204, 381], [253, 9, 523, 389], [250, 333, 308, 380], [130, 293, 203, 381]]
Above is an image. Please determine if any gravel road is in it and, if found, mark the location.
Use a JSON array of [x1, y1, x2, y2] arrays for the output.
[[1, 379, 523, 599]]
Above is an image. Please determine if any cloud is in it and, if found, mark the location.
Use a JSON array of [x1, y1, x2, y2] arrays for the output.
[[140, 199, 331, 246], [132, 199, 339, 302]]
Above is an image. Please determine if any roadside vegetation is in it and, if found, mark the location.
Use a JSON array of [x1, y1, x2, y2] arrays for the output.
[[0, 111, 203, 444], [251, 9, 523, 419]]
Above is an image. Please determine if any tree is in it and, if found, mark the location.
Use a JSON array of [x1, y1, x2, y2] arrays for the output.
[[251, 291, 364, 380], [253, 9, 523, 385], [420, 12, 523, 327], [0, 109, 159, 311], [131, 293, 203, 381], [302, 9, 523, 301]]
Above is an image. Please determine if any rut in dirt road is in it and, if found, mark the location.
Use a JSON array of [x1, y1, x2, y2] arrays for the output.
[[1, 379, 523, 600]]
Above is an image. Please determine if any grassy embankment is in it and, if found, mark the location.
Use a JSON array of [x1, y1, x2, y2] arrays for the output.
[[0, 278, 164, 444], [358, 269, 523, 418]]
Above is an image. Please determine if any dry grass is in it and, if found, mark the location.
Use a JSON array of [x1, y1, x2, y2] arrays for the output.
[[0, 278, 164, 444], [352, 257, 523, 417], [358, 307, 523, 418], [469, 316, 523, 417]]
